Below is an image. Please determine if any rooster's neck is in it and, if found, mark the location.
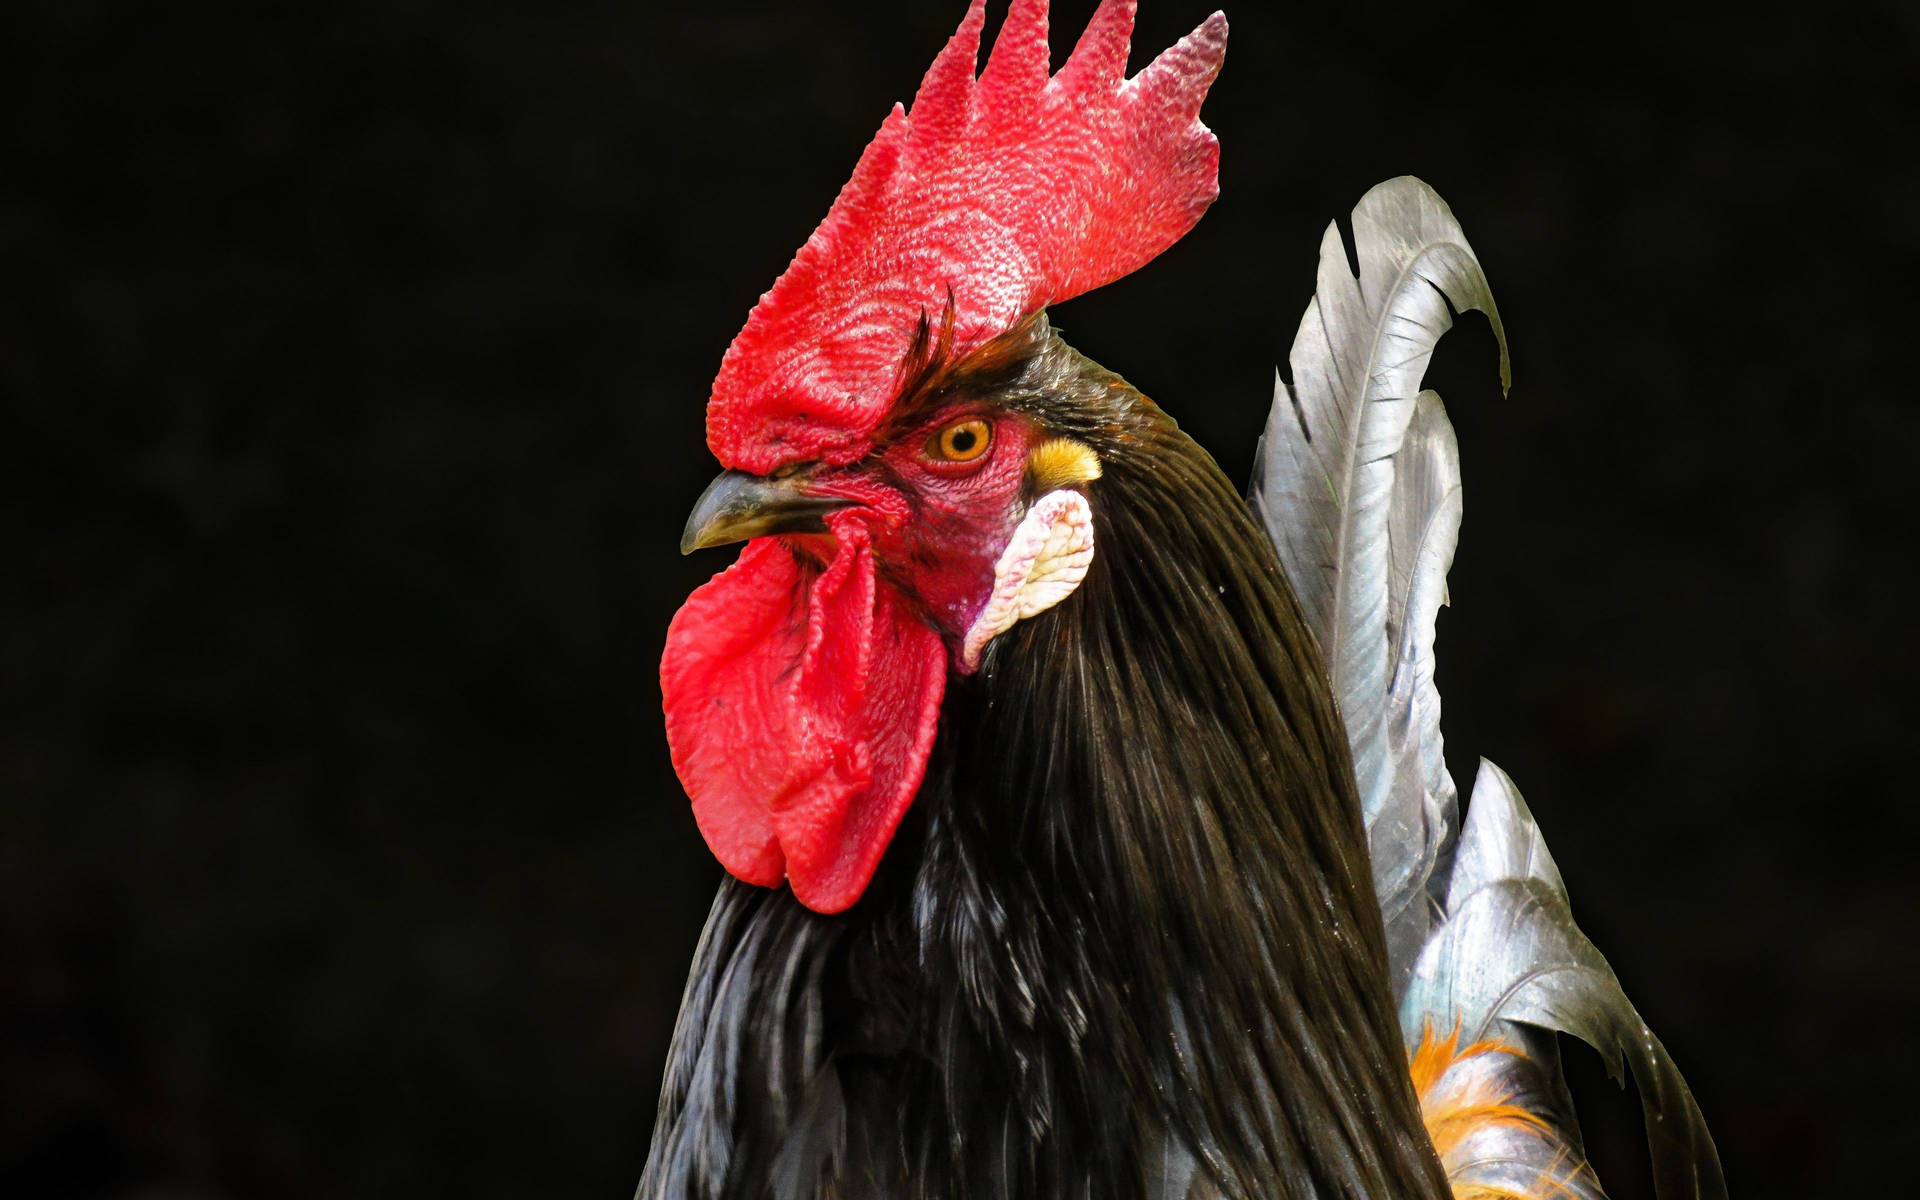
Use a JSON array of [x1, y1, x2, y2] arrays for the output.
[[899, 331, 1452, 1198]]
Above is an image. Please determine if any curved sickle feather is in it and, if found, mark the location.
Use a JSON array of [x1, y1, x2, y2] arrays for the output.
[[1249, 176, 1508, 986], [1249, 177, 1724, 1200], [1403, 764, 1727, 1200]]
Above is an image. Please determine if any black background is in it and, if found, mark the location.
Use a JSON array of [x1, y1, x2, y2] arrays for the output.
[[5, 0, 1915, 1196]]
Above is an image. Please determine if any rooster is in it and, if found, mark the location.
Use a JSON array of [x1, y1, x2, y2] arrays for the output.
[[641, 3, 1725, 1198]]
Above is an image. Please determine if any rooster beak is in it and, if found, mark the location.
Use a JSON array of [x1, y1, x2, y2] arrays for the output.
[[680, 469, 852, 555]]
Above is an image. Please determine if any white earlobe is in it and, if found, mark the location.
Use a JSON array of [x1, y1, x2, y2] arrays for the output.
[[960, 490, 1095, 672]]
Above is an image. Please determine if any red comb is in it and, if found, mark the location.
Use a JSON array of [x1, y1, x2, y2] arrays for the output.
[[706, 0, 1228, 473]]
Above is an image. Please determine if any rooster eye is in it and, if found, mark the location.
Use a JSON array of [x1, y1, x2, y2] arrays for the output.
[[929, 418, 992, 463]]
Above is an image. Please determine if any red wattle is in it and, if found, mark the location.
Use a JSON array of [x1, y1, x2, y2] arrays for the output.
[[660, 517, 947, 913]]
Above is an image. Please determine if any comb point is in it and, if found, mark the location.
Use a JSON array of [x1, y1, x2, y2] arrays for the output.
[[1058, 0, 1137, 95], [909, 0, 989, 158], [977, 0, 1052, 114]]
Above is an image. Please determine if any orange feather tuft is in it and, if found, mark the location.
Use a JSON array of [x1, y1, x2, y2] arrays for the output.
[[1409, 1021, 1585, 1200]]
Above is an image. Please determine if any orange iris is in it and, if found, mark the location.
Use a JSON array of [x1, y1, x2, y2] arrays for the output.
[[929, 418, 992, 463]]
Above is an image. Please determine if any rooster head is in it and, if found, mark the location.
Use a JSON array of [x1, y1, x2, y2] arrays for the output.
[[662, 0, 1227, 913]]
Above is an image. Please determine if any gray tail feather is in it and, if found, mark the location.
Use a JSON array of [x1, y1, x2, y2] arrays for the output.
[[1249, 177, 1725, 1200]]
